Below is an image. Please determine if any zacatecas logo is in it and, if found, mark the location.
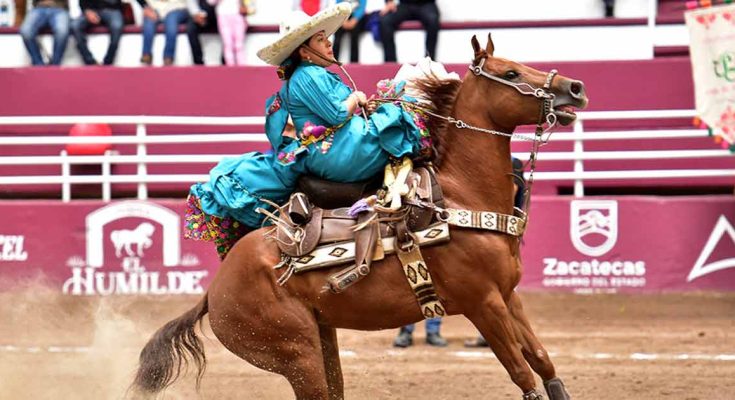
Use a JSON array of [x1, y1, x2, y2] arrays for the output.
[[570, 200, 618, 257], [0, 235, 28, 261], [688, 215, 735, 281], [542, 200, 647, 291], [62, 201, 207, 296]]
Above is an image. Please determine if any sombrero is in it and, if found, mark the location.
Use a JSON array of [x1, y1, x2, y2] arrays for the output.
[[256, 2, 353, 66]]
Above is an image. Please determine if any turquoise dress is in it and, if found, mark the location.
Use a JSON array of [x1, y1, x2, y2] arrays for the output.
[[189, 62, 428, 229]]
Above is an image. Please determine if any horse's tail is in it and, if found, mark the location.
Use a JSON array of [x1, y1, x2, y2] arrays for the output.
[[132, 293, 209, 394]]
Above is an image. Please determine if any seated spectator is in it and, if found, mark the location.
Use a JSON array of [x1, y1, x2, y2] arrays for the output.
[[70, 0, 124, 65], [137, 0, 192, 65], [207, 0, 252, 65], [393, 318, 448, 348], [19, 0, 70, 66], [603, 0, 615, 17], [187, 0, 217, 65], [333, 0, 383, 63], [380, 0, 439, 62]]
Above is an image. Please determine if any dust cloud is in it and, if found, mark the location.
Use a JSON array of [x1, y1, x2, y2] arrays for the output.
[[0, 280, 202, 400]]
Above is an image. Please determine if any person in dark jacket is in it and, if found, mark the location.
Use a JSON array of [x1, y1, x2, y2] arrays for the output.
[[70, 0, 124, 65], [186, 0, 218, 65], [379, 0, 439, 62]]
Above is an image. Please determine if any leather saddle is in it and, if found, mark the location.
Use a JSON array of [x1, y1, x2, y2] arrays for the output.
[[269, 166, 447, 292]]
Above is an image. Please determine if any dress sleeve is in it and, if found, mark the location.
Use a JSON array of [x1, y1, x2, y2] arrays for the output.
[[264, 91, 293, 151], [290, 67, 351, 126]]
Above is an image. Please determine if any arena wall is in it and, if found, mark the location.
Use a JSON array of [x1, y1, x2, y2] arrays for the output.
[[0, 197, 732, 294]]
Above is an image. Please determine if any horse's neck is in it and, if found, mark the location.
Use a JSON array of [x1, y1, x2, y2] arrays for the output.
[[438, 92, 514, 213]]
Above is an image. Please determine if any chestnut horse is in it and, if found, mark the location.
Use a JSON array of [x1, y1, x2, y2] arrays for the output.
[[132, 34, 588, 400]]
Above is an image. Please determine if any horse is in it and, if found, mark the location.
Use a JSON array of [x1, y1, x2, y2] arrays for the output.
[[132, 34, 589, 400]]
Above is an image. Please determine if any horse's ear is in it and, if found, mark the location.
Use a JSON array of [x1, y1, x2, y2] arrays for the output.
[[486, 33, 495, 57], [471, 35, 482, 56]]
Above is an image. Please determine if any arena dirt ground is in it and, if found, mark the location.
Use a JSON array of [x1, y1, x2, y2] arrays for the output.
[[1, 284, 733, 400]]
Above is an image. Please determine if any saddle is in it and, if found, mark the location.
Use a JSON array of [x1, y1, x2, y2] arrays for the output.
[[265, 163, 449, 297]]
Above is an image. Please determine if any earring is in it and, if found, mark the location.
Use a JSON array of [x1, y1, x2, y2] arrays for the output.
[[307, 56, 312, 62]]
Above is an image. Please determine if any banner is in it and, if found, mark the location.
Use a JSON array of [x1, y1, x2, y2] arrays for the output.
[[0, 197, 734, 294], [519, 197, 735, 293], [686, 4, 735, 151]]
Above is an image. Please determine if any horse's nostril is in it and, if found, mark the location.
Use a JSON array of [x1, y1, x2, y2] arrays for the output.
[[570, 81, 583, 96]]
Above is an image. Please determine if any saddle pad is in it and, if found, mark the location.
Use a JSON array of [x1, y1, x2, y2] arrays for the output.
[[290, 222, 450, 273]]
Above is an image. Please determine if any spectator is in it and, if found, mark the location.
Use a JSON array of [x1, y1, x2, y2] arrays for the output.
[[333, 0, 382, 63], [465, 157, 526, 348], [332, 0, 364, 63], [379, 0, 439, 62], [187, 0, 217, 65], [603, 0, 614, 18], [19, 0, 70, 65], [207, 0, 252, 65], [137, 0, 193, 65], [70, 0, 124, 65], [393, 318, 448, 348]]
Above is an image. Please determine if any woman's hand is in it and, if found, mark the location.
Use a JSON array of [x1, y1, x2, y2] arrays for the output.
[[344, 91, 368, 115], [353, 91, 367, 107], [365, 95, 377, 115]]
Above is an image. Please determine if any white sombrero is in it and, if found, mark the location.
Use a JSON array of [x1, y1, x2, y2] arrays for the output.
[[256, 2, 353, 66]]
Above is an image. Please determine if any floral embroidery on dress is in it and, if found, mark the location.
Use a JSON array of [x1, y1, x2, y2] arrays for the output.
[[275, 118, 350, 165], [268, 93, 282, 115], [377, 79, 401, 99], [184, 195, 250, 260], [376, 79, 433, 157], [277, 150, 297, 164], [300, 121, 328, 142]]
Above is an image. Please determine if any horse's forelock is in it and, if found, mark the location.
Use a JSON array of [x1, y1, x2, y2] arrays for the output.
[[412, 76, 462, 166]]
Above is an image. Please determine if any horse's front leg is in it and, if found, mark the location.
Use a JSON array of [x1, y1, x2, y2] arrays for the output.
[[509, 291, 571, 400], [467, 288, 544, 400]]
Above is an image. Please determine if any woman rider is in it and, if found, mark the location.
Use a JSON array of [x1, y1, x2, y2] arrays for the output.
[[185, 2, 430, 259]]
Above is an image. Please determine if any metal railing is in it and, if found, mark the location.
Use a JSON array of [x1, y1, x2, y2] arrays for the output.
[[0, 110, 733, 202]]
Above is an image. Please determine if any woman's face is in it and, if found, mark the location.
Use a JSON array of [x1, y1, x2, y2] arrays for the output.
[[301, 31, 334, 66]]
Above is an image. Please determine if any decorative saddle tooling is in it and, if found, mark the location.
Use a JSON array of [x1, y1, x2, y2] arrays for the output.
[[257, 158, 528, 320]]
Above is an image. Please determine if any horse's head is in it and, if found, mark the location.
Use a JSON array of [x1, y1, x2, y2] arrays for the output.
[[466, 34, 588, 130]]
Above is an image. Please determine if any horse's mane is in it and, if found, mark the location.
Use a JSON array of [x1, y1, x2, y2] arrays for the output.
[[411, 75, 462, 165]]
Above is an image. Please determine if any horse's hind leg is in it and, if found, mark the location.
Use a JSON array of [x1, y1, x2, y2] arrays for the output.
[[509, 292, 571, 400], [210, 300, 331, 400], [467, 289, 542, 399], [318, 324, 344, 400]]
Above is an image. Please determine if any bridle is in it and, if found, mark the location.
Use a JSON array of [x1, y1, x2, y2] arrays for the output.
[[467, 56, 560, 219], [469, 56, 559, 139]]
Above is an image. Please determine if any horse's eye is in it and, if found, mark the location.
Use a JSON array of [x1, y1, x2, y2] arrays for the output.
[[504, 71, 519, 80]]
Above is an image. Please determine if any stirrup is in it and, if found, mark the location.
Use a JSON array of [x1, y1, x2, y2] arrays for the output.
[[382, 157, 413, 210]]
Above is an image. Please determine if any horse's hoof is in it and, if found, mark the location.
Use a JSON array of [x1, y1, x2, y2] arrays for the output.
[[543, 377, 571, 400]]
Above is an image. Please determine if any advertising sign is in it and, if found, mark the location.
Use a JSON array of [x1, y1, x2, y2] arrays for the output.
[[0, 197, 733, 294]]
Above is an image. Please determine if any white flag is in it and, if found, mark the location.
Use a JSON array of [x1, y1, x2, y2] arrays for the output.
[[685, 4, 735, 150]]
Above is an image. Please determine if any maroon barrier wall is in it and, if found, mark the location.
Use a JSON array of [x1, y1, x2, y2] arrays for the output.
[[4, 57, 726, 199], [0, 196, 732, 295], [0, 57, 694, 117]]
